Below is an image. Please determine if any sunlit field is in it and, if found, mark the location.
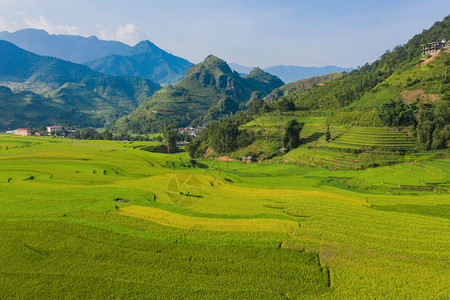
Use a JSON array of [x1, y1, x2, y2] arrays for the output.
[[0, 135, 448, 298]]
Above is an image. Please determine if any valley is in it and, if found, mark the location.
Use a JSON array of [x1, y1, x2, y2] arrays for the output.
[[0, 9, 449, 300], [0, 136, 448, 298]]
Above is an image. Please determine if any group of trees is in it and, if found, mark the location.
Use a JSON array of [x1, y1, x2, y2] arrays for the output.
[[416, 102, 450, 150], [377, 100, 449, 150], [247, 98, 296, 116], [378, 100, 417, 127], [76, 128, 153, 142], [186, 112, 257, 158]]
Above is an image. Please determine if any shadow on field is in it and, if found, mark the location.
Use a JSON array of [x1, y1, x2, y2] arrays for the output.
[[303, 132, 324, 143]]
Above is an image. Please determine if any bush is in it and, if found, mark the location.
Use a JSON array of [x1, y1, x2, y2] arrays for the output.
[[378, 100, 417, 127]]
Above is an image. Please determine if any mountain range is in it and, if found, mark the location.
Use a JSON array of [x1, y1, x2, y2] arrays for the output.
[[1, 29, 353, 86], [0, 29, 192, 85], [0, 29, 130, 63], [229, 63, 352, 83], [0, 40, 160, 129]]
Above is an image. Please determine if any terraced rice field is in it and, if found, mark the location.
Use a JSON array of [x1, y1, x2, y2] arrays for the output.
[[0, 135, 448, 298], [327, 127, 416, 151]]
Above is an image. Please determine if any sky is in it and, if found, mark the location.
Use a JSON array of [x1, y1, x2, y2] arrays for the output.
[[0, 0, 449, 68]]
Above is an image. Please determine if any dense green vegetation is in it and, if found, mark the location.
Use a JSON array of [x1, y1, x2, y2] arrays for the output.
[[0, 135, 448, 298], [417, 101, 450, 150]]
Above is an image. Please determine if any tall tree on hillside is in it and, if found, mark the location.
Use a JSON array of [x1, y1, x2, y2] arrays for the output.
[[283, 120, 304, 150], [416, 102, 450, 150], [208, 119, 239, 154], [325, 124, 331, 142], [163, 125, 179, 154], [444, 57, 450, 82]]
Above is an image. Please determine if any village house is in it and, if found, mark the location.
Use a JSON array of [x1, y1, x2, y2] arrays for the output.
[[14, 128, 32, 136], [421, 39, 450, 56], [47, 125, 63, 135], [242, 156, 255, 163], [279, 147, 288, 153]]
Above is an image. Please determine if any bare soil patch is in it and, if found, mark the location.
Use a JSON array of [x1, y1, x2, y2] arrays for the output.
[[401, 89, 440, 104]]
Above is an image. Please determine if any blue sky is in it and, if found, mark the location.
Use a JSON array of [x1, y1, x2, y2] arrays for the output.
[[0, 0, 449, 68]]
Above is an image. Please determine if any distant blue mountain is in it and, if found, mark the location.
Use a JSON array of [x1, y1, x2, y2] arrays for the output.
[[229, 63, 253, 75], [1, 29, 193, 85], [85, 40, 193, 85], [264, 65, 353, 83], [230, 63, 353, 83], [0, 28, 131, 63]]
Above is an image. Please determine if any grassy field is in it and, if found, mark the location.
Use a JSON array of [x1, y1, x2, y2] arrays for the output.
[[0, 135, 448, 298]]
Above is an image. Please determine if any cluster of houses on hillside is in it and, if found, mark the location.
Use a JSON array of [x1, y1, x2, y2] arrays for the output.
[[177, 126, 205, 138], [11, 125, 65, 136], [421, 39, 450, 56]]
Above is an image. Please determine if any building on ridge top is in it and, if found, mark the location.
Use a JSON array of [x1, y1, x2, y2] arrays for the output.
[[421, 39, 450, 56]]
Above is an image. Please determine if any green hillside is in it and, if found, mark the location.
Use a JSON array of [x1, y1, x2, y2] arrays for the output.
[[0, 40, 160, 129], [113, 55, 284, 133], [0, 86, 88, 129], [349, 52, 450, 109], [186, 16, 449, 169], [277, 16, 450, 111]]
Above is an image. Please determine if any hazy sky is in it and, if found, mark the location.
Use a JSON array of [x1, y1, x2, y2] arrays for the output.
[[0, 0, 449, 68]]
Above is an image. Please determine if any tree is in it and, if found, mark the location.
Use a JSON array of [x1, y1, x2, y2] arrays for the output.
[[102, 129, 113, 140], [208, 119, 239, 154], [283, 120, 304, 150], [325, 124, 331, 142], [275, 98, 295, 112], [162, 125, 179, 154], [79, 127, 101, 140], [444, 57, 450, 82]]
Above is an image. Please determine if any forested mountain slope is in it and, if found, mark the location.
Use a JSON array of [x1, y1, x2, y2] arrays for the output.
[[113, 55, 284, 133]]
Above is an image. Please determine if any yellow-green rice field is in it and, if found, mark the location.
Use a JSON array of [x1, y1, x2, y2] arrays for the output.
[[0, 135, 448, 299]]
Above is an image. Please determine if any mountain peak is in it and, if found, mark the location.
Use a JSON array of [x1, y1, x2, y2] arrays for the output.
[[248, 67, 264, 75], [128, 40, 159, 55], [204, 54, 225, 64], [195, 55, 232, 74]]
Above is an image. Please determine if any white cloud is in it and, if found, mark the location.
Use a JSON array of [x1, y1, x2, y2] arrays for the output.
[[94, 23, 147, 45], [0, 17, 19, 32], [115, 24, 147, 45], [23, 15, 81, 35]]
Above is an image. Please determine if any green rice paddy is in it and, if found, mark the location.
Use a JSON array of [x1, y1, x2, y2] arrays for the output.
[[0, 135, 448, 298]]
